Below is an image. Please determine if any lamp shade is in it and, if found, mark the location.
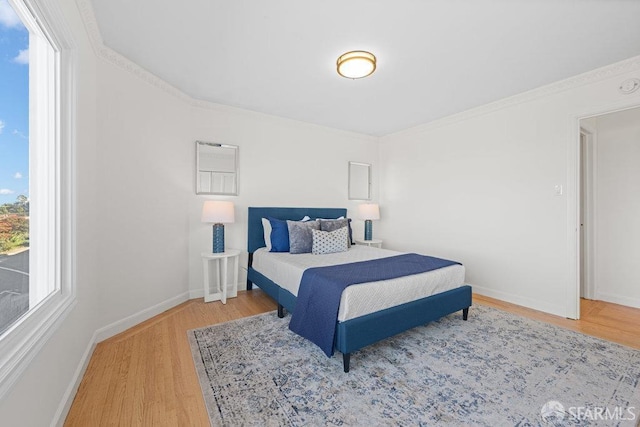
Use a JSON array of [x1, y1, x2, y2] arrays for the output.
[[201, 201, 235, 223], [358, 203, 380, 220]]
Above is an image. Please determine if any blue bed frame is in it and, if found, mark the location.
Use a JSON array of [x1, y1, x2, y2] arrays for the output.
[[246, 207, 472, 372]]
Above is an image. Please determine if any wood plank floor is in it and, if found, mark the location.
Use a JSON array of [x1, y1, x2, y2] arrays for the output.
[[64, 291, 640, 426]]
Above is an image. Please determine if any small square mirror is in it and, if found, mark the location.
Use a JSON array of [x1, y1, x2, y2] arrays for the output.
[[348, 161, 371, 200], [196, 141, 238, 195]]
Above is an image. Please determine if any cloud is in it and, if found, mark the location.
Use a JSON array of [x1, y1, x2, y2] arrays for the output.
[[0, 120, 4, 134], [0, 189, 15, 195], [13, 172, 22, 179], [12, 129, 27, 139], [12, 48, 28, 64], [0, 0, 22, 29]]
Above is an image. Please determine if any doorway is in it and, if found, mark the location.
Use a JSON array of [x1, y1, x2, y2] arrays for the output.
[[577, 106, 640, 311]]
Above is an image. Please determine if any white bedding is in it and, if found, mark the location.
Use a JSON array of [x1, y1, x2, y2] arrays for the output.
[[252, 245, 465, 322]]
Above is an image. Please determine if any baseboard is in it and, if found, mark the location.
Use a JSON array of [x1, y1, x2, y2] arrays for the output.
[[51, 330, 98, 427], [52, 291, 191, 426], [471, 284, 567, 318], [94, 291, 190, 343], [189, 288, 204, 299], [595, 291, 640, 309]]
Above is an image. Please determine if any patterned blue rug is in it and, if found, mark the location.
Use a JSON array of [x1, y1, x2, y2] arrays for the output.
[[188, 305, 640, 426]]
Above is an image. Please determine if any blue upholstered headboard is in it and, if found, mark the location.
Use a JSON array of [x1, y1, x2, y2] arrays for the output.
[[247, 207, 347, 254]]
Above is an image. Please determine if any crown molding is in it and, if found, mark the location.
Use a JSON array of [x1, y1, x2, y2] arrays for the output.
[[74, 0, 101, 51], [75, 0, 192, 103], [383, 55, 640, 139], [189, 98, 378, 141]]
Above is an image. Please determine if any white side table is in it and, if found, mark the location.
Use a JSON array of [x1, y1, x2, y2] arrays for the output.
[[201, 249, 240, 304], [355, 238, 383, 248]]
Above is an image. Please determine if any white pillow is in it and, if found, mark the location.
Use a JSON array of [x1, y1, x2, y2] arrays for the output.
[[312, 227, 349, 255], [261, 218, 272, 250], [262, 215, 311, 250]]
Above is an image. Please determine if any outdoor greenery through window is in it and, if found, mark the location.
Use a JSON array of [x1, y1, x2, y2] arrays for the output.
[[0, 0, 30, 336]]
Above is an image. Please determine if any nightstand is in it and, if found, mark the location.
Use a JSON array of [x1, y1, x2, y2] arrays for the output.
[[355, 238, 383, 248], [201, 249, 240, 303]]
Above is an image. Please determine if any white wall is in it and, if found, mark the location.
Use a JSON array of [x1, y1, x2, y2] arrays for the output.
[[592, 107, 640, 308], [188, 104, 379, 296], [379, 62, 640, 318], [94, 58, 192, 326]]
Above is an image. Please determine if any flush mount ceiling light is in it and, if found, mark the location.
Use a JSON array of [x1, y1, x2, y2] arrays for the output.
[[337, 50, 376, 79]]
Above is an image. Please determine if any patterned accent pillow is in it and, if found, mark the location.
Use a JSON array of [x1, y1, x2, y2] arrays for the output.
[[287, 220, 320, 254], [319, 218, 352, 247], [312, 227, 349, 255]]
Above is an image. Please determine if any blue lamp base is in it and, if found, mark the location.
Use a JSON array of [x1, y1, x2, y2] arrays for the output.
[[364, 220, 373, 241], [212, 223, 225, 253]]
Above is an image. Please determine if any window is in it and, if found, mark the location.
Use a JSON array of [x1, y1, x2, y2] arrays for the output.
[[0, 0, 75, 399], [0, 2, 30, 335]]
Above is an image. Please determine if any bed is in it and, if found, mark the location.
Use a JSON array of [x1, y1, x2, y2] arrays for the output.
[[246, 207, 472, 372]]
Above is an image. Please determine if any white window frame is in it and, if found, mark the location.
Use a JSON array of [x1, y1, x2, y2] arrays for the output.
[[0, 0, 75, 400]]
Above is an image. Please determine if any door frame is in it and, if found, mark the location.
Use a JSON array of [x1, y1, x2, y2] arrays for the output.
[[579, 126, 596, 301], [568, 98, 640, 320]]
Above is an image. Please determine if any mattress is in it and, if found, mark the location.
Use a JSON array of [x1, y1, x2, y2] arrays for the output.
[[252, 245, 465, 322]]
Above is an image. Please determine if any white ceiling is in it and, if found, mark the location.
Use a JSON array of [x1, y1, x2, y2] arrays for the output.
[[90, 0, 640, 136]]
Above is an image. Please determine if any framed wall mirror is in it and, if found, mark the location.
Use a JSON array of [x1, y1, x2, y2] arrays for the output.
[[196, 141, 239, 195], [348, 161, 371, 200]]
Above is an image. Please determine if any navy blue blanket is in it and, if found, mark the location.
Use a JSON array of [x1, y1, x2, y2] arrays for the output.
[[288, 253, 461, 357]]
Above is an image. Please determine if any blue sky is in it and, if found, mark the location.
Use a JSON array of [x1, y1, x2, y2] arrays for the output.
[[0, 0, 28, 206]]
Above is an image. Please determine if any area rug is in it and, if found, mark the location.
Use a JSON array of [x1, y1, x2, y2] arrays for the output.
[[188, 305, 640, 426]]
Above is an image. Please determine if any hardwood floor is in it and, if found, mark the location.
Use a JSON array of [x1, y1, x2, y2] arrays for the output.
[[64, 289, 277, 427], [64, 291, 640, 426], [474, 294, 640, 349]]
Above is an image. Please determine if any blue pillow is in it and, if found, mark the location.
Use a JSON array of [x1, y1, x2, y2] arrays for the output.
[[268, 217, 290, 252]]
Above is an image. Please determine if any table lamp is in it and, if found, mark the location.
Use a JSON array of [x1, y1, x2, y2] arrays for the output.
[[358, 203, 380, 241], [201, 201, 235, 253]]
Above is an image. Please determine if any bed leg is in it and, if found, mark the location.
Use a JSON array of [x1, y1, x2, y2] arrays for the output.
[[343, 353, 350, 373], [463, 307, 469, 321], [246, 253, 254, 291], [277, 304, 285, 318]]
